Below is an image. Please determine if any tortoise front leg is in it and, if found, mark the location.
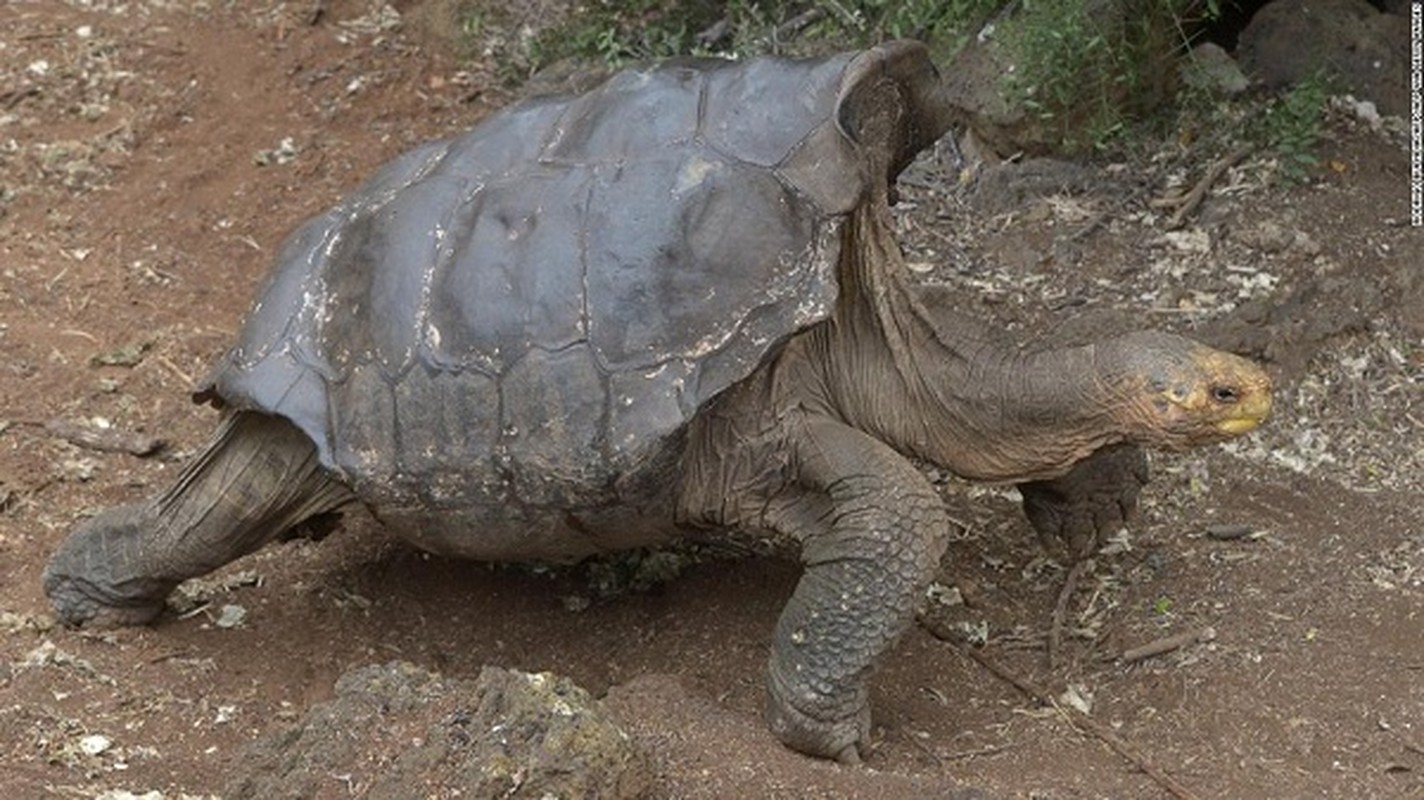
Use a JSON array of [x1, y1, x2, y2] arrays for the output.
[[759, 414, 950, 762], [1018, 442, 1149, 561], [44, 411, 353, 627]]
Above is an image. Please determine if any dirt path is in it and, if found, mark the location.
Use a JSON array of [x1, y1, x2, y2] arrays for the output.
[[1, 3, 1420, 798]]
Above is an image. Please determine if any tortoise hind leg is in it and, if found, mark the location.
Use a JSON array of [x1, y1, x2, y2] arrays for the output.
[[43, 411, 354, 627]]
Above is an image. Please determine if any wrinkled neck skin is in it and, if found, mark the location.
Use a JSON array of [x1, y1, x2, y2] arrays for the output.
[[790, 203, 1130, 484]]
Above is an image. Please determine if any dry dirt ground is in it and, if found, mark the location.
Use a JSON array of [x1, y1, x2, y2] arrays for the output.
[[1, 2, 1421, 799]]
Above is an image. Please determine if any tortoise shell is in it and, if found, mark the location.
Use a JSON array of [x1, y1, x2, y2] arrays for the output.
[[198, 42, 948, 553]]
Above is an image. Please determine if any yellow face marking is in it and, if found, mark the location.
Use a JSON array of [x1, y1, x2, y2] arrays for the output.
[[1151, 348, 1272, 444], [1215, 417, 1261, 435]]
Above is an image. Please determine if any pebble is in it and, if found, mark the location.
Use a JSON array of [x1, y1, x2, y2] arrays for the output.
[[214, 604, 247, 629], [1205, 523, 1255, 541]]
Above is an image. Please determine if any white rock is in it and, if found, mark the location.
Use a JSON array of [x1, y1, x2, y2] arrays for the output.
[[79, 734, 112, 755], [1059, 683, 1094, 715], [214, 604, 247, 629], [925, 582, 965, 608]]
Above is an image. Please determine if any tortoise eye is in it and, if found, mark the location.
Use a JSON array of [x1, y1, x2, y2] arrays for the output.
[[1211, 385, 1240, 404]]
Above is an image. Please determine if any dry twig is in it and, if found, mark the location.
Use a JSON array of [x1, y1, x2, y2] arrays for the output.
[[1049, 559, 1092, 668], [921, 616, 1203, 800], [1, 86, 40, 110], [15, 418, 166, 457], [1118, 627, 1217, 664], [773, 7, 827, 43], [1154, 145, 1254, 230]]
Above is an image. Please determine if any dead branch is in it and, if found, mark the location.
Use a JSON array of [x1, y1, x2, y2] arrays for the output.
[[29, 418, 166, 457], [155, 353, 196, 387], [773, 7, 827, 43], [1049, 559, 1092, 669], [922, 616, 1203, 800], [942, 743, 1011, 761], [693, 18, 732, 47], [1157, 145, 1254, 230], [1, 86, 40, 110], [1205, 524, 1254, 541], [132, 40, 189, 57], [1119, 627, 1217, 664]]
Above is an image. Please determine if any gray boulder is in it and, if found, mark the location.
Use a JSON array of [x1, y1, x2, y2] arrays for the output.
[[1180, 42, 1249, 96], [1238, 0, 1410, 116], [225, 662, 652, 800]]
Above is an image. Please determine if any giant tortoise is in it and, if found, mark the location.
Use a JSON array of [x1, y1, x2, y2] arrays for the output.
[[44, 41, 1271, 761]]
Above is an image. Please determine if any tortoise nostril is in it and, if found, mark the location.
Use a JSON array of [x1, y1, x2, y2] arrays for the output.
[[1211, 385, 1240, 404]]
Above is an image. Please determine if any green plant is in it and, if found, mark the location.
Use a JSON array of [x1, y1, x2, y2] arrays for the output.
[[797, 0, 1002, 57], [503, 0, 1006, 78], [1246, 69, 1331, 183], [522, 0, 722, 72], [996, 0, 1213, 152], [451, 0, 1249, 161]]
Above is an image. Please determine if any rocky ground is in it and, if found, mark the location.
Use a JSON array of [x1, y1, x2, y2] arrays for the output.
[[0, 2, 1420, 798]]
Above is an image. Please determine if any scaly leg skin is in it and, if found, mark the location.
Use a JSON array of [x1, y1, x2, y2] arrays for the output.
[[1018, 442, 1149, 561], [761, 415, 950, 762], [43, 411, 354, 627]]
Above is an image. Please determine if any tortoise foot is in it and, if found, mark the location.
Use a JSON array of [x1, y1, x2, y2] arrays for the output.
[[765, 679, 871, 763], [43, 504, 176, 628]]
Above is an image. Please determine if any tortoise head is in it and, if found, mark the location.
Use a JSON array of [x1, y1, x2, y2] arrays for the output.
[[1101, 331, 1272, 448]]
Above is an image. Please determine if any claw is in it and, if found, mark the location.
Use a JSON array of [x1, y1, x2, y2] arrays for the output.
[[834, 743, 863, 766]]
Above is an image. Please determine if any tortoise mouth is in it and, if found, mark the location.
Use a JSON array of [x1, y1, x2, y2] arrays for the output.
[[1215, 416, 1263, 435], [1211, 392, 1271, 436]]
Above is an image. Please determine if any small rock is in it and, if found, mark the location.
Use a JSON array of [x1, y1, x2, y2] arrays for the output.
[[79, 733, 113, 755], [90, 340, 151, 367], [1236, 221, 1295, 254], [254, 138, 299, 167], [954, 619, 990, 646], [214, 604, 247, 629], [1333, 94, 1383, 130], [170, 570, 264, 614], [60, 457, 101, 482], [1180, 43, 1249, 96], [1059, 683, 1093, 715], [967, 158, 1099, 215], [1206, 523, 1255, 541], [19, 640, 115, 684], [1163, 229, 1211, 253], [1291, 230, 1321, 256], [926, 582, 965, 608], [0, 609, 55, 634], [225, 662, 651, 799]]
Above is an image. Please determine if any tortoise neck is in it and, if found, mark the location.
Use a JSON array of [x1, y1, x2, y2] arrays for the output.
[[814, 204, 1129, 483]]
